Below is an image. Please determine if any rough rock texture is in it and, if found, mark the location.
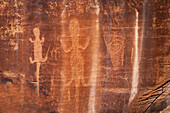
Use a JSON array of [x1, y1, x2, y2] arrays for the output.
[[0, 0, 169, 113]]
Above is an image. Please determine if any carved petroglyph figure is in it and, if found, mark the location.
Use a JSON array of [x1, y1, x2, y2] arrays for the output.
[[106, 36, 124, 70], [50, 42, 61, 61], [29, 27, 48, 96], [61, 18, 90, 87], [4, 20, 23, 37], [61, 18, 90, 113]]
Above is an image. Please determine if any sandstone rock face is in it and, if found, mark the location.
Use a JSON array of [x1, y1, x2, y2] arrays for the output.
[[0, 0, 169, 113]]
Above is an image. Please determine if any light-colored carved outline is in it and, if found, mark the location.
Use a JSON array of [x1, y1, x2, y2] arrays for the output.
[[29, 27, 49, 97], [109, 38, 123, 53], [60, 18, 90, 113], [106, 36, 124, 70], [50, 43, 61, 61]]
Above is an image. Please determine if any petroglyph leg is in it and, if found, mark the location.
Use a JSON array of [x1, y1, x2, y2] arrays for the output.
[[80, 62, 89, 87], [62, 72, 74, 87], [36, 62, 41, 96], [75, 86, 79, 113]]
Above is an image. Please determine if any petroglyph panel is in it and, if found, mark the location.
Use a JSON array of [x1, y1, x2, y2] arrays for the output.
[[0, 0, 169, 113]]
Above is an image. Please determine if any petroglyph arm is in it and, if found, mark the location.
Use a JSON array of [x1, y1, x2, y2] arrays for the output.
[[41, 56, 48, 62], [29, 57, 36, 64], [60, 39, 72, 53], [79, 36, 91, 50], [29, 38, 35, 43], [41, 35, 45, 43]]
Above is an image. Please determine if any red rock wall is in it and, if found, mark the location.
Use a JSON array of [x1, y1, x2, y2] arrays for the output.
[[0, 0, 169, 113]]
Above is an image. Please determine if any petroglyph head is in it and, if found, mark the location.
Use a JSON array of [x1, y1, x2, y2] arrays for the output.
[[69, 18, 80, 38], [110, 38, 123, 53], [33, 27, 40, 40]]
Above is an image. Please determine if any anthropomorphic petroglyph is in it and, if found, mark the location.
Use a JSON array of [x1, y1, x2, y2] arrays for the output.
[[61, 18, 90, 87], [61, 18, 90, 113], [103, 35, 124, 70], [101, 1, 126, 70], [29, 27, 48, 96]]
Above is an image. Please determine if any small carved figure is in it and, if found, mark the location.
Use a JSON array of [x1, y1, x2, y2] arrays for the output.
[[50, 42, 61, 61], [29, 27, 48, 96], [4, 20, 23, 37]]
